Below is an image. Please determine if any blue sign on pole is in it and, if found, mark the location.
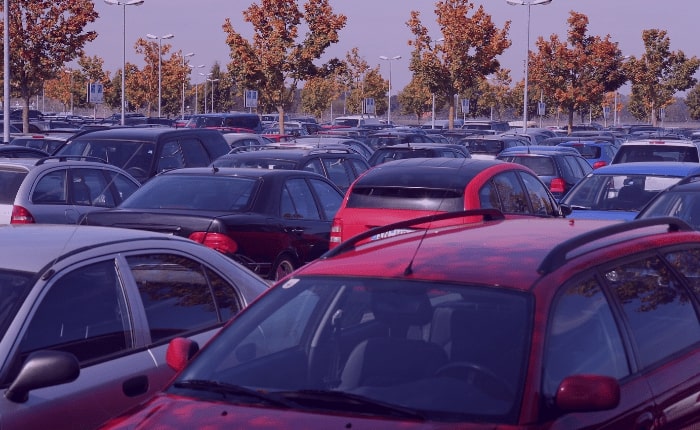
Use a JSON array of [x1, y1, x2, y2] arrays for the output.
[[88, 82, 104, 104]]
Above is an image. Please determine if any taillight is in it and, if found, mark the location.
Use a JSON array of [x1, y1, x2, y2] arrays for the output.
[[11, 205, 35, 224], [550, 178, 566, 195], [329, 218, 342, 249], [592, 160, 608, 169], [188, 232, 238, 254]]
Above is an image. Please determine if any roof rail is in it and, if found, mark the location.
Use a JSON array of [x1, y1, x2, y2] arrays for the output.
[[35, 155, 107, 165], [537, 217, 694, 275], [323, 208, 505, 258]]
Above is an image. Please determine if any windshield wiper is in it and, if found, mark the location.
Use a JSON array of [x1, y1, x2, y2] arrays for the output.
[[569, 205, 590, 210], [279, 389, 426, 421], [172, 379, 294, 408]]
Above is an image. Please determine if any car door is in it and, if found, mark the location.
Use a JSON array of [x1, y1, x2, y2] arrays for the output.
[[0, 258, 155, 430]]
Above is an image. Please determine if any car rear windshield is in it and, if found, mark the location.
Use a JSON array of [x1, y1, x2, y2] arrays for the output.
[[499, 155, 556, 176], [121, 175, 258, 211], [462, 139, 504, 155], [614, 145, 699, 163], [347, 186, 464, 212], [0, 169, 28, 203], [562, 174, 684, 211], [567, 144, 601, 159], [172, 276, 532, 424]]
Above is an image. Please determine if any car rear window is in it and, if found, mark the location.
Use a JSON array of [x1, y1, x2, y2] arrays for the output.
[[0, 170, 27, 203], [347, 186, 464, 211], [462, 139, 504, 155], [502, 155, 556, 176], [568, 144, 601, 159], [614, 145, 699, 163]]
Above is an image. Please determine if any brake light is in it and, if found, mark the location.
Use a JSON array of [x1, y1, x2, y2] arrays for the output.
[[329, 219, 343, 249], [188, 232, 238, 254], [592, 160, 608, 169], [550, 178, 566, 194], [11, 205, 35, 224]]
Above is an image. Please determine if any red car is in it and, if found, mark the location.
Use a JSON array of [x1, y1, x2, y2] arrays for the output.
[[330, 157, 568, 248], [100, 212, 700, 428]]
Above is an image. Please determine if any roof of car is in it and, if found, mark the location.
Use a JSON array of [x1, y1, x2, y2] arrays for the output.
[[0, 224, 190, 274], [69, 127, 224, 140], [620, 138, 697, 146], [161, 166, 332, 180], [299, 217, 683, 288], [588, 161, 700, 176], [499, 145, 580, 155]]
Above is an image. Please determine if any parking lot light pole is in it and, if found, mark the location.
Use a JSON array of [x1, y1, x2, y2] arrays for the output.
[[181, 52, 195, 118], [104, 0, 145, 126], [146, 33, 174, 118], [506, 0, 552, 132], [379, 55, 401, 125], [208, 78, 219, 113], [199, 72, 212, 113]]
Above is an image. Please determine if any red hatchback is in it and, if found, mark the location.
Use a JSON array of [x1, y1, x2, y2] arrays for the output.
[[100, 212, 700, 428], [329, 157, 567, 248]]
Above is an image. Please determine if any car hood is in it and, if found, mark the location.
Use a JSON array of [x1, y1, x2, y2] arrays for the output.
[[100, 393, 494, 429]]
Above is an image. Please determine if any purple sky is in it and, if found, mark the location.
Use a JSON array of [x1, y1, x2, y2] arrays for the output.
[[84, 0, 699, 93]]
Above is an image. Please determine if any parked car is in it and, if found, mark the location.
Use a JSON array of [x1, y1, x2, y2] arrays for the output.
[[291, 136, 375, 160], [559, 162, 700, 220], [611, 138, 700, 164], [8, 134, 67, 154], [212, 146, 369, 192], [100, 213, 700, 429], [367, 143, 470, 166], [496, 145, 593, 199], [0, 145, 50, 158], [185, 112, 262, 133], [79, 167, 344, 280], [0, 156, 141, 224], [557, 139, 618, 169], [365, 131, 436, 151], [456, 135, 528, 159], [330, 157, 568, 248], [635, 173, 700, 228], [0, 224, 268, 430], [221, 132, 272, 150], [53, 127, 231, 183]]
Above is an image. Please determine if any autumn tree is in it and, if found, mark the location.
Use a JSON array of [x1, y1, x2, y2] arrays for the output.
[[685, 85, 700, 121], [0, 0, 97, 131], [528, 12, 627, 133], [223, 0, 346, 134], [301, 76, 341, 120], [398, 76, 436, 124], [625, 29, 699, 126], [407, 0, 511, 130]]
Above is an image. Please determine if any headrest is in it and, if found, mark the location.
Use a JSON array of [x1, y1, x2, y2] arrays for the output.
[[371, 290, 432, 328]]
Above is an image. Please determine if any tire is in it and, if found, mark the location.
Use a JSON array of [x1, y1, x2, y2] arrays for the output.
[[271, 254, 297, 281]]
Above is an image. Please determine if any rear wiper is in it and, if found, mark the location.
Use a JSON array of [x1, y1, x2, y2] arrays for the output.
[[172, 379, 294, 408], [280, 389, 426, 421]]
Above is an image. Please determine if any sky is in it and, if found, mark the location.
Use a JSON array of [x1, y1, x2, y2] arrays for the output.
[[84, 0, 700, 94]]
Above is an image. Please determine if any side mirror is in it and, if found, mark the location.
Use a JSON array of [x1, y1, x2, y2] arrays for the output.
[[5, 350, 79, 403], [556, 374, 620, 412], [559, 203, 573, 217], [165, 337, 199, 372]]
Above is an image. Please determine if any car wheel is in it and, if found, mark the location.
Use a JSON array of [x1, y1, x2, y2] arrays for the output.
[[271, 254, 297, 281]]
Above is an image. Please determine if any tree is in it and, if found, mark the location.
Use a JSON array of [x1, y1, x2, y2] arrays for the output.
[[398, 76, 435, 124], [0, 0, 97, 131], [301, 76, 340, 120], [528, 12, 627, 133], [686, 85, 700, 121], [626, 29, 700, 126], [407, 0, 511, 130], [222, 0, 346, 134]]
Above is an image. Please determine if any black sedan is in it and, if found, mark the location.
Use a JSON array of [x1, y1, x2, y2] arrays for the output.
[[79, 167, 345, 280]]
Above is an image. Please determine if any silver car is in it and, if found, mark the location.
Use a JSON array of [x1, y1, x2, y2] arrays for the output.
[[0, 157, 141, 224], [0, 225, 268, 429]]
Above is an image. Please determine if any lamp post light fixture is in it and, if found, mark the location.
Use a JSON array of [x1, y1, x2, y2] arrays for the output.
[[180, 52, 194, 118], [146, 33, 174, 118], [199, 72, 212, 113], [379, 55, 401, 125], [104, 0, 145, 126], [207, 78, 219, 113], [506, 0, 552, 132]]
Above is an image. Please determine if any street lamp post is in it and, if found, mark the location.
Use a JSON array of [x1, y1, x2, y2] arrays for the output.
[[208, 78, 219, 113], [146, 33, 174, 118], [180, 52, 194, 118], [379, 55, 401, 125], [104, 0, 145, 126], [199, 72, 212, 113], [64, 69, 74, 114], [506, 0, 552, 132]]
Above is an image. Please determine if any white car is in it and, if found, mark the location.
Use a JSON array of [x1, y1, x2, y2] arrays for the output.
[[611, 138, 700, 163]]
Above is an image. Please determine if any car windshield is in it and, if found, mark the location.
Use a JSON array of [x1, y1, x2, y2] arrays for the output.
[[120, 175, 258, 211], [566, 144, 601, 159], [562, 173, 683, 211], [638, 191, 700, 229], [0, 270, 35, 335], [614, 145, 699, 163], [171, 276, 532, 423], [57, 139, 156, 173]]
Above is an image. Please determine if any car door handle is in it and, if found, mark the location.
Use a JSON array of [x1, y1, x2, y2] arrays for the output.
[[286, 227, 305, 234], [122, 375, 149, 397], [634, 411, 655, 430]]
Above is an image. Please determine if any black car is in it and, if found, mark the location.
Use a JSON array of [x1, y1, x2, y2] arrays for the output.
[[365, 131, 437, 150], [79, 167, 345, 281], [457, 135, 528, 159], [53, 127, 230, 183], [0, 145, 50, 158], [367, 143, 471, 166], [497, 145, 593, 199], [185, 112, 262, 133], [212, 146, 370, 192]]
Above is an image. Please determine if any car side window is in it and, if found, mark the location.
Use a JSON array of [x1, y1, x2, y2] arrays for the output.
[[664, 248, 700, 294], [71, 168, 116, 207], [543, 277, 629, 396], [19, 260, 131, 364], [309, 178, 343, 219], [157, 141, 186, 173], [321, 158, 352, 190], [487, 171, 531, 214], [106, 170, 140, 205], [32, 169, 67, 204], [282, 178, 321, 220], [301, 158, 324, 176], [126, 254, 233, 344], [180, 138, 211, 166], [604, 255, 700, 368], [350, 159, 369, 177], [518, 171, 555, 216]]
